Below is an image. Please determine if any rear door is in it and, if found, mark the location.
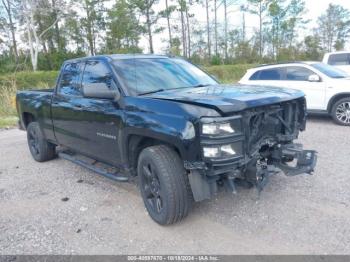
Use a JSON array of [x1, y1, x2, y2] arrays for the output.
[[51, 61, 90, 153], [248, 67, 284, 87]]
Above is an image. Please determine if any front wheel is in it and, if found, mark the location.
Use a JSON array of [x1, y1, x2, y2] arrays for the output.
[[27, 122, 56, 162], [331, 97, 350, 126], [137, 145, 193, 225]]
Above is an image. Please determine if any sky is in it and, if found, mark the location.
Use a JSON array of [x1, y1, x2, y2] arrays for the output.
[[141, 0, 350, 53]]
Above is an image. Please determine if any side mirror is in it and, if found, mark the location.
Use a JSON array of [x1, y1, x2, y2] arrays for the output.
[[83, 83, 120, 100], [308, 74, 321, 82]]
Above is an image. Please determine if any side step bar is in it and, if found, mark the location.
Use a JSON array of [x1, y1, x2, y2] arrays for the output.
[[58, 152, 129, 182]]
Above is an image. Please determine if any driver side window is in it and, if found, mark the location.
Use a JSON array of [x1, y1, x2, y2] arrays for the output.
[[285, 66, 316, 81], [82, 60, 114, 89]]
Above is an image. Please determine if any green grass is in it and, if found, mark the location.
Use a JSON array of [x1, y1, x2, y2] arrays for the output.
[[0, 71, 59, 118], [0, 116, 18, 128], [0, 71, 59, 90], [0, 64, 255, 120], [205, 64, 256, 83]]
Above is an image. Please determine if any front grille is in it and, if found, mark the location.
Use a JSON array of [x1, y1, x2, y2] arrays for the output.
[[244, 98, 304, 155]]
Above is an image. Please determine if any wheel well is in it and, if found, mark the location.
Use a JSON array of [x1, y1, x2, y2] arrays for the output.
[[127, 135, 181, 176], [327, 93, 350, 113], [22, 112, 36, 128]]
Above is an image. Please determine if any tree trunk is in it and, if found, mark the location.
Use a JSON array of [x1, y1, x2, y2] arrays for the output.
[[146, 7, 154, 53], [242, 11, 246, 42], [205, 0, 211, 58], [214, 0, 218, 56], [224, 0, 228, 61], [52, 0, 62, 50], [180, 4, 186, 57], [165, 0, 172, 49], [2, 0, 19, 64], [185, 3, 191, 58], [37, 17, 53, 70], [259, 1, 262, 59], [85, 1, 95, 56]]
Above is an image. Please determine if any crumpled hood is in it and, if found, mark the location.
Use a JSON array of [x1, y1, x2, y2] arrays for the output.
[[146, 84, 305, 114]]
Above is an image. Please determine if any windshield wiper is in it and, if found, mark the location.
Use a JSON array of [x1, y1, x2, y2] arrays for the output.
[[138, 89, 165, 96], [191, 84, 211, 88], [138, 84, 211, 96]]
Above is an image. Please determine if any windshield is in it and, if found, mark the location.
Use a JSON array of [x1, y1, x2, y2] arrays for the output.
[[310, 62, 349, 78], [112, 58, 217, 95]]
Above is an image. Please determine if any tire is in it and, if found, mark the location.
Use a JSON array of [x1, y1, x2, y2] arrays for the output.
[[331, 97, 350, 126], [137, 145, 193, 225], [27, 122, 56, 162]]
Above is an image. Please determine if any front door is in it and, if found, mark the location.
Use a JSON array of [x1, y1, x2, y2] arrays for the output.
[[283, 66, 327, 110]]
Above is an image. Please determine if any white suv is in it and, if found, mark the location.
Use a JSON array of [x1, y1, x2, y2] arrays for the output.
[[239, 62, 350, 125], [323, 51, 350, 75]]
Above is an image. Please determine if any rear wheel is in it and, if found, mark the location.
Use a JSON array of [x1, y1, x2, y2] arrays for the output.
[[137, 145, 193, 225], [27, 122, 56, 162], [331, 97, 350, 126]]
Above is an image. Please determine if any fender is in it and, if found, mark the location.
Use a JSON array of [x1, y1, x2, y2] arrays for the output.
[[327, 92, 350, 112], [120, 110, 200, 168]]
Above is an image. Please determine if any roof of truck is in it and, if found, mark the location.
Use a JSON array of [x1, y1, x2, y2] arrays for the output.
[[64, 54, 172, 63]]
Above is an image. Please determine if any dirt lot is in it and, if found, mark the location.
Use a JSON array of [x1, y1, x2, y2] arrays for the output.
[[0, 116, 349, 255]]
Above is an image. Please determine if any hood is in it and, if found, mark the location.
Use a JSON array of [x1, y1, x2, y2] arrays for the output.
[[146, 84, 305, 114]]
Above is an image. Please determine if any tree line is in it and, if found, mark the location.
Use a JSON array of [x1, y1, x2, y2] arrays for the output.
[[1, 0, 350, 72]]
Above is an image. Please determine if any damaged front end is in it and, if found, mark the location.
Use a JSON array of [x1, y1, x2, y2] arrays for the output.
[[188, 97, 317, 202]]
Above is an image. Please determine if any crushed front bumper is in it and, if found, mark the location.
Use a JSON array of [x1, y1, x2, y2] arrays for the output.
[[250, 143, 317, 192], [272, 143, 317, 176]]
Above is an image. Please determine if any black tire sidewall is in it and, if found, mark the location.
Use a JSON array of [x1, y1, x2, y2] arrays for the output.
[[331, 98, 350, 126], [27, 122, 54, 162], [138, 153, 169, 224]]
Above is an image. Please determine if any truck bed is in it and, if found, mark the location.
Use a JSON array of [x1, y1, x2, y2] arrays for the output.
[[16, 89, 54, 139]]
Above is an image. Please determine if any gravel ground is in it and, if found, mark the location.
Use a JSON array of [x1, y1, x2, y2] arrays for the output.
[[0, 115, 349, 255]]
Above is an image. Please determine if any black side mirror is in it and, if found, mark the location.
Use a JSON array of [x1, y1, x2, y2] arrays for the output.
[[83, 83, 120, 100]]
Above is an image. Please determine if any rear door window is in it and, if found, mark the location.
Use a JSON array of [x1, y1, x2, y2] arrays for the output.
[[249, 68, 283, 80], [285, 66, 315, 81], [58, 62, 83, 96], [328, 53, 350, 65]]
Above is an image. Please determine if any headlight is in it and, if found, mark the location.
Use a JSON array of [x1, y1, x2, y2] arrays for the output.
[[203, 142, 242, 159], [202, 122, 235, 135]]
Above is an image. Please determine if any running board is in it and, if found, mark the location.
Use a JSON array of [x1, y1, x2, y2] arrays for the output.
[[58, 152, 129, 182]]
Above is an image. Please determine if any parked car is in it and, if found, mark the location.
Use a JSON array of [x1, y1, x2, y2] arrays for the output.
[[323, 51, 350, 74], [239, 62, 350, 125], [16, 55, 317, 225]]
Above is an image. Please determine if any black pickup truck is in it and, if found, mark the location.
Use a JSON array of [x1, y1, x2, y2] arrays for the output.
[[16, 54, 317, 225]]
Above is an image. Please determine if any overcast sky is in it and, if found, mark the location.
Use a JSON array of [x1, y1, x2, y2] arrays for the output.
[[141, 0, 350, 53]]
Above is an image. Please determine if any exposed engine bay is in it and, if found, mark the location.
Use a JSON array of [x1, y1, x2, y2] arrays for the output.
[[189, 97, 317, 202]]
